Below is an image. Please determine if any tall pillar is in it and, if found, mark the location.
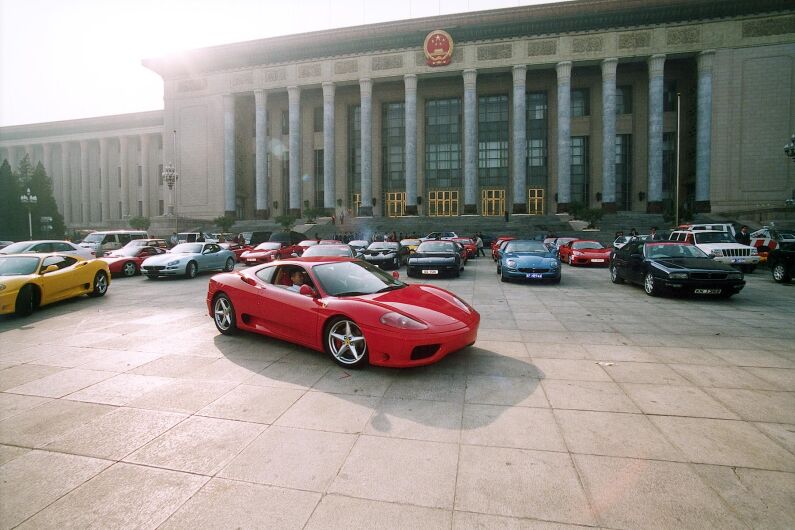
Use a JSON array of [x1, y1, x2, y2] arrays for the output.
[[463, 69, 478, 214], [512, 65, 527, 213], [223, 94, 236, 216], [404, 74, 418, 215], [79, 140, 90, 224], [287, 86, 302, 216], [556, 61, 572, 212], [254, 89, 269, 218], [99, 138, 110, 222], [695, 50, 715, 213], [358, 78, 373, 216], [322, 82, 336, 213], [601, 58, 618, 212], [120, 136, 130, 219], [60, 143, 71, 225], [140, 134, 150, 217], [647, 54, 665, 213]]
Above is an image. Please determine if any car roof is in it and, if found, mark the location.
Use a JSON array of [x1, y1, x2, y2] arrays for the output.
[[0, 252, 84, 259]]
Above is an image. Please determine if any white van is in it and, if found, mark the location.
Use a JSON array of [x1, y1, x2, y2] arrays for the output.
[[80, 230, 149, 256]]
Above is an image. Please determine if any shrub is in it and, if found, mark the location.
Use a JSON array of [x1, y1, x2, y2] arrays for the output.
[[128, 216, 151, 230], [213, 215, 236, 233]]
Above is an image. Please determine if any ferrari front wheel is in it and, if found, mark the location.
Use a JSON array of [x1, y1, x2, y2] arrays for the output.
[[88, 271, 108, 297], [213, 294, 238, 335], [325, 317, 368, 368], [122, 261, 137, 277]]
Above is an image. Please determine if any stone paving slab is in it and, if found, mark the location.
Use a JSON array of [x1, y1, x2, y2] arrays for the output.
[[0, 258, 793, 528]]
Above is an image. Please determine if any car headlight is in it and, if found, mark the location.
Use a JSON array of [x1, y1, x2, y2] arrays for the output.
[[750, 247, 758, 255], [669, 272, 688, 279], [549, 260, 559, 268], [379, 311, 428, 330], [506, 259, 517, 268], [166, 260, 179, 266], [711, 249, 723, 257]]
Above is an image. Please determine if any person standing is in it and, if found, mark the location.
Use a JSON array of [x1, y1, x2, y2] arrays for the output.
[[735, 225, 751, 246], [649, 227, 661, 241], [475, 234, 485, 257], [170, 232, 179, 247]]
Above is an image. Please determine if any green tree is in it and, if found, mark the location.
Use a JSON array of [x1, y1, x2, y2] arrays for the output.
[[0, 159, 24, 240], [275, 214, 297, 231], [213, 214, 236, 233], [29, 161, 65, 238], [128, 216, 151, 230]]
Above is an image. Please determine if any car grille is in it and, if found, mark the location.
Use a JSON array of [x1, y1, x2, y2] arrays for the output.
[[690, 272, 728, 280], [518, 267, 550, 273], [144, 266, 165, 271], [723, 248, 750, 257]]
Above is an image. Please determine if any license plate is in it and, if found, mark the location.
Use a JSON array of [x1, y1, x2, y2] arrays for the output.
[[591, 259, 605, 263], [527, 273, 543, 279], [247, 259, 256, 263], [694, 288, 721, 294], [422, 269, 439, 275], [732, 259, 742, 264]]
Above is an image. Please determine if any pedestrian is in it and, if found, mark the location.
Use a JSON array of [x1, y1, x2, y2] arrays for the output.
[[170, 232, 179, 247], [504, 210, 509, 222], [475, 233, 485, 257], [340, 211, 345, 225], [331, 214, 336, 225], [735, 225, 751, 246], [649, 227, 661, 241], [629, 227, 638, 237]]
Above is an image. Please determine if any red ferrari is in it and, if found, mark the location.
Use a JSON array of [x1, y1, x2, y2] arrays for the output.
[[559, 240, 612, 266], [492, 236, 516, 261], [453, 238, 477, 259], [240, 242, 302, 266], [207, 257, 480, 368], [220, 242, 252, 262], [101, 246, 166, 277]]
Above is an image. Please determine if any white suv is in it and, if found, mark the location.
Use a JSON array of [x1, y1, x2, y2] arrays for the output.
[[669, 230, 760, 272]]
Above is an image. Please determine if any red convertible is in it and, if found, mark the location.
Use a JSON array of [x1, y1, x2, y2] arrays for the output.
[[207, 257, 480, 368], [240, 241, 302, 266], [101, 246, 166, 277], [559, 240, 612, 266]]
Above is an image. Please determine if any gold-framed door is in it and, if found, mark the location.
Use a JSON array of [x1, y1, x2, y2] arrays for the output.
[[481, 189, 505, 216], [528, 188, 544, 215], [428, 190, 459, 217], [385, 192, 406, 217], [350, 193, 361, 217]]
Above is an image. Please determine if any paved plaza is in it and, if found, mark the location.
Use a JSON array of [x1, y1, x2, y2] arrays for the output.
[[0, 257, 793, 529]]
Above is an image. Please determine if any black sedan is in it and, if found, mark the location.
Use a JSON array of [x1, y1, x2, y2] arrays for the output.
[[407, 240, 462, 278], [610, 241, 745, 298], [769, 242, 795, 283], [361, 242, 407, 270]]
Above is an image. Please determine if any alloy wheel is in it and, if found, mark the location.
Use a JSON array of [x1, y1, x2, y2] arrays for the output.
[[327, 319, 367, 366]]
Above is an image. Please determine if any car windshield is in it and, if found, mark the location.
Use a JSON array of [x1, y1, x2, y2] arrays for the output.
[[694, 232, 736, 244], [645, 244, 708, 259], [170, 243, 202, 254], [82, 233, 104, 243], [573, 241, 604, 250], [0, 242, 35, 254], [368, 242, 397, 250], [417, 241, 455, 252], [505, 241, 549, 253], [312, 260, 405, 297], [302, 246, 352, 257], [0, 256, 40, 276], [255, 242, 282, 250], [110, 247, 140, 257], [299, 240, 318, 247]]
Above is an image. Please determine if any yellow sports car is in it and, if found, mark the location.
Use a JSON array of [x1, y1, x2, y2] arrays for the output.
[[0, 253, 111, 317], [400, 239, 421, 254]]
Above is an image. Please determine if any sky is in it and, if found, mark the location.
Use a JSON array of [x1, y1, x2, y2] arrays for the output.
[[0, 0, 569, 127]]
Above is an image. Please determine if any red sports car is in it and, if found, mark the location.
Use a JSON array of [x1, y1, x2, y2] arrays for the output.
[[101, 246, 166, 277], [559, 240, 612, 266], [453, 238, 477, 259], [240, 242, 302, 266], [492, 236, 516, 261], [297, 240, 319, 252], [220, 242, 252, 262], [207, 257, 480, 368]]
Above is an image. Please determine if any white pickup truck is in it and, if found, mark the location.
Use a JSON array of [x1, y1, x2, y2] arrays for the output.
[[669, 230, 760, 273]]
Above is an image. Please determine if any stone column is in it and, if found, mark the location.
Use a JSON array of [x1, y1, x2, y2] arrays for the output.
[[647, 54, 665, 213], [254, 89, 269, 218], [287, 86, 302, 216], [60, 143, 71, 224], [512, 65, 528, 213], [404, 74, 418, 215], [601, 58, 618, 212], [223, 94, 236, 216], [322, 82, 336, 213], [140, 134, 151, 217], [80, 140, 90, 224], [463, 69, 478, 214], [99, 138, 110, 222], [695, 50, 715, 213], [120, 136, 130, 219], [359, 78, 373, 216], [556, 61, 572, 212]]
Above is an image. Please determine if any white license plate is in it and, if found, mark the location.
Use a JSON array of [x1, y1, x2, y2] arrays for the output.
[[422, 269, 439, 275], [247, 259, 256, 263], [694, 288, 721, 294], [591, 259, 605, 263], [527, 273, 543, 279]]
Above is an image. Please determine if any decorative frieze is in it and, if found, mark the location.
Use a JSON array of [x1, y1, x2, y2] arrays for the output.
[[298, 64, 321, 78], [618, 31, 651, 50], [527, 39, 557, 56], [231, 72, 252, 87], [334, 60, 358, 75], [263, 68, 286, 82], [742, 15, 795, 38], [477, 43, 513, 61], [372, 54, 403, 71], [177, 79, 207, 92], [415, 47, 462, 66], [667, 27, 701, 45], [572, 36, 603, 53]]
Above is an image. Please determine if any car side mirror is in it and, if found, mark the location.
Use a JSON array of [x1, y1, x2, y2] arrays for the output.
[[42, 264, 59, 274], [299, 284, 317, 297], [392, 271, 400, 280]]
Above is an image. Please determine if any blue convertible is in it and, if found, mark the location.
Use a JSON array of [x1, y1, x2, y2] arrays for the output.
[[497, 240, 561, 283]]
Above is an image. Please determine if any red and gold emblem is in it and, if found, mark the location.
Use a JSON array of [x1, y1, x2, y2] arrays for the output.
[[424, 30, 454, 67]]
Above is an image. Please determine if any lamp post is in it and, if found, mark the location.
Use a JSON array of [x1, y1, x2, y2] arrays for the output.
[[162, 162, 178, 216], [785, 132, 795, 162], [20, 188, 37, 240]]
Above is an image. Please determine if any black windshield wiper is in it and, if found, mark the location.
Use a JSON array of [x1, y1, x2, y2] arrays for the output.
[[333, 291, 369, 297], [375, 284, 405, 293]]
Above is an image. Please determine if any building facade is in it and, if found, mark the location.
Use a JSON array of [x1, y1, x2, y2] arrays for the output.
[[2, 0, 794, 227]]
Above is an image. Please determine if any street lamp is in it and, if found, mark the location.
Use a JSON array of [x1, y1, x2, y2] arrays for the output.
[[162, 162, 178, 215], [785, 132, 795, 162], [20, 188, 37, 240]]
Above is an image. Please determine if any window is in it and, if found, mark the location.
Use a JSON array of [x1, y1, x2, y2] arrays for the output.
[[663, 81, 677, 112], [615, 134, 632, 211], [662, 132, 677, 203], [571, 136, 589, 205], [266, 110, 271, 137], [425, 98, 461, 189], [158, 164, 163, 186], [158, 200, 164, 216], [117, 167, 121, 187], [616, 86, 633, 114], [313, 107, 323, 133], [137, 166, 142, 186], [348, 105, 361, 195], [281, 152, 290, 210], [571, 88, 590, 117], [137, 201, 143, 216], [281, 110, 289, 135], [527, 91, 548, 187], [382, 102, 405, 192], [255, 265, 276, 283], [478, 95, 509, 187], [314, 149, 324, 207], [118, 202, 122, 218], [41, 255, 76, 271]]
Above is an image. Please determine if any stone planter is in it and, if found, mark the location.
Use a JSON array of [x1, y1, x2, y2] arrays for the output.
[[568, 220, 588, 231]]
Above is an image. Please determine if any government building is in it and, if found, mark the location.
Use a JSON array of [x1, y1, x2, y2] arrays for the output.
[[1, 0, 794, 228]]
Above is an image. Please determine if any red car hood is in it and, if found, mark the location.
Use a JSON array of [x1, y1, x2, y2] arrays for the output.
[[242, 249, 276, 257]]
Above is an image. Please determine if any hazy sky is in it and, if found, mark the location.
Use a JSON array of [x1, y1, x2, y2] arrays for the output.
[[0, 0, 567, 127]]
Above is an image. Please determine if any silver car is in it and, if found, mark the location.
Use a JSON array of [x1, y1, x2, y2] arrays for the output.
[[0, 240, 95, 259], [141, 242, 236, 279]]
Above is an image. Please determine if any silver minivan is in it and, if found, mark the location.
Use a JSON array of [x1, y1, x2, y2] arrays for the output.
[[80, 230, 149, 256]]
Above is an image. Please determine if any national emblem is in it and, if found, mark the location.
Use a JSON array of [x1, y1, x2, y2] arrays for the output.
[[424, 30, 454, 67]]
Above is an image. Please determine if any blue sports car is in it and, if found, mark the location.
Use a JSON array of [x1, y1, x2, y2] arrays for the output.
[[497, 240, 561, 283]]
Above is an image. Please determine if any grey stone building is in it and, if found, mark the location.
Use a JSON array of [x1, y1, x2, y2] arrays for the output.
[[1, 0, 794, 228]]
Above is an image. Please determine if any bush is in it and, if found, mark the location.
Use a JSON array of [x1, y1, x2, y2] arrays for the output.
[[128, 216, 151, 230], [581, 208, 604, 229], [213, 215, 236, 233], [275, 214, 298, 230], [567, 202, 586, 220]]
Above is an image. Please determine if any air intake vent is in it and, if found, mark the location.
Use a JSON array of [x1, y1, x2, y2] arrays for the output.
[[411, 344, 440, 360]]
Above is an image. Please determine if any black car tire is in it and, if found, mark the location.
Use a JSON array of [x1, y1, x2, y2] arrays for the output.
[[122, 261, 137, 277], [88, 271, 109, 298], [643, 272, 658, 297], [771, 263, 791, 283], [496, 264, 501, 275], [453, 268, 460, 278], [500, 270, 508, 282], [610, 265, 624, 284], [224, 257, 235, 272], [213, 293, 238, 335], [185, 261, 198, 279], [551, 276, 561, 284], [15, 285, 36, 317]]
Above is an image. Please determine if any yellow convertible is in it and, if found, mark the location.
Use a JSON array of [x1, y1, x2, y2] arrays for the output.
[[0, 253, 110, 317]]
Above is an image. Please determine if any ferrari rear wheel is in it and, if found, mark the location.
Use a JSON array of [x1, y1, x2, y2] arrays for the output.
[[185, 261, 198, 279], [213, 294, 238, 335], [325, 317, 368, 368], [89, 271, 108, 297], [122, 261, 137, 277], [15, 285, 36, 317], [610, 264, 624, 284], [224, 257, 235, 272]]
